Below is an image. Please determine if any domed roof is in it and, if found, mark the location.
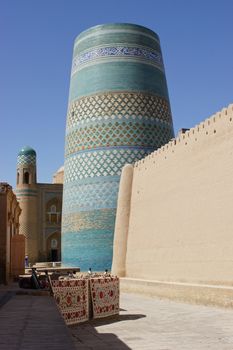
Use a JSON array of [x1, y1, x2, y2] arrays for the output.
[[18, 146, 36, 157], [17, 146, 37, 166]]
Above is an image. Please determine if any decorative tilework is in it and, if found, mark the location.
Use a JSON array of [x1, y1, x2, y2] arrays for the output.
[[64, 148, 150, 183], [15, 188, 38, 195], [17, 153, 36, 165], [62, 93, 173, 270], [67, 92, 172, 130], [17, 221, 30, 238], [72, 46, 163, 75], [15, 194, 38, 197], [62, 208, 116, 234], [62, 24, 174, 271], [65, 121, 173, 156], [63, 180, 119, 213]]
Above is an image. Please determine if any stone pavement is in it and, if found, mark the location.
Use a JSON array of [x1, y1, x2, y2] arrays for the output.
[[70, 293, 233, 350], [0, 293, 76, 350], [1, 287, 233, 349]]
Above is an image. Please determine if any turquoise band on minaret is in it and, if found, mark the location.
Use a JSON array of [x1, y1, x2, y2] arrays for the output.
[[62, 23, 174, 270]]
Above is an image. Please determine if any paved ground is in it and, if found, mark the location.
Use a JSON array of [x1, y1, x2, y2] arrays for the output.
[[1, 286, 233, 349], [0, 293, 75, 350], [70, 293, 233, 350]]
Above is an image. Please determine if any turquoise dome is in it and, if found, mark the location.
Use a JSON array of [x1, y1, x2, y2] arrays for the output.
[[17, 146, 36, 165], [18, 146, 36, 157]]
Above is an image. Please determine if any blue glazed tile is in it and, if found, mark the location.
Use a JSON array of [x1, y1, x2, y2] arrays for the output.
[[62, 24, 174, 271]]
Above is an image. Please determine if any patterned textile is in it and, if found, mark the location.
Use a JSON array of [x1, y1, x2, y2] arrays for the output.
[[90, 276, 119, 318], [51, 278, 89, 325]]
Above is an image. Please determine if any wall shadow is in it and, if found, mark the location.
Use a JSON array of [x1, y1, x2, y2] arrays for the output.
[[0, 291, 14, 309], [70, 314, 146, 349], [90, 313, 146, 326], [71, 323, 132, 350]]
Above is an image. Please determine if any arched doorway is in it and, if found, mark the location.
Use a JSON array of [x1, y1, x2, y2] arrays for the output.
[[46, 232, 61, 262], [50, 238, 58, 261]]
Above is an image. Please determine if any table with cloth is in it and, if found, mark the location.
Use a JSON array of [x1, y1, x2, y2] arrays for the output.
[[50, 274, 119, 325]]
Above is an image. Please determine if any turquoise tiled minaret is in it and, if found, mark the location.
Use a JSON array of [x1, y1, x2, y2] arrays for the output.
[[62, 23, 174, 270], [15, 146, 39, 262]]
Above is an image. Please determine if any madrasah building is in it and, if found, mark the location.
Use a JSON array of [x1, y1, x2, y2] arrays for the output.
[[15, 146, 63, 263], [14, 23, 233, 304]]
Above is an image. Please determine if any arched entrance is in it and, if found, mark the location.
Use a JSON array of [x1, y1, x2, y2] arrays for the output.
[[51, 238, 58, 261], [46, 232, 61, 262]]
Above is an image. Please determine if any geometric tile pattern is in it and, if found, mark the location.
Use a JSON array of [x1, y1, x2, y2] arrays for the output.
[[65, 120, 173, 156], [63, 180, 119, 213], [64, 148, 150, 183], [72, 46, 163, 75], [17, 153, 36, 165], [63, 180, 119, 212], [15, 220, 30, 238], [63, 92, 174, 271], [67, 92, 172, 130]]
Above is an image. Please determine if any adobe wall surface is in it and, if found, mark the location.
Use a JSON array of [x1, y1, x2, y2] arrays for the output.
[[17, 193, 38, 262], [0, 189, 7, 284], [52, 167, 64, 184], [16, 182, 63, 263], [123, 104, 233, 285], [0, 183, 21, 284], [37, 183, 62, 262], [11, 234, 25, 278]]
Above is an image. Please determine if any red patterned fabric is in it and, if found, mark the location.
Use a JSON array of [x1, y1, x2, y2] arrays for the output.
[[90, 276, 119, 318], [51, 278, 89, 325]]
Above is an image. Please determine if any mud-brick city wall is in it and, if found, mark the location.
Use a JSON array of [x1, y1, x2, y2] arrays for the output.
[[120, 104, 233, 284]]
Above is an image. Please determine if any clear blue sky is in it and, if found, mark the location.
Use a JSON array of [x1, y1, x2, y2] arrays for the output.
[[1, 0, 233, 186]]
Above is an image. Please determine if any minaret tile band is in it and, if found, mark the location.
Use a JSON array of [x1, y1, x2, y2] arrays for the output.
[[72, 46, 164, 75], [15, 146, 38, 262], [62, 23, 174, 270]]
